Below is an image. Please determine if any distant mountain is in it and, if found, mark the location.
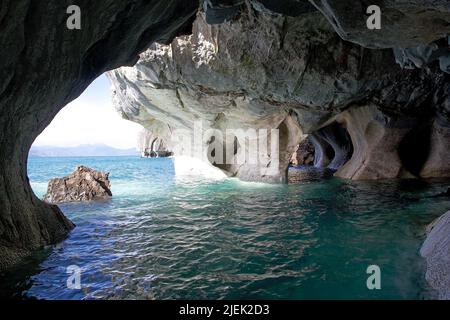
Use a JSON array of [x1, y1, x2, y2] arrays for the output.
[[29, 144, 139, 157]]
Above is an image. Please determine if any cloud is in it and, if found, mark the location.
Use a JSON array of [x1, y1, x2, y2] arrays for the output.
[[33, 74, 143, 149]]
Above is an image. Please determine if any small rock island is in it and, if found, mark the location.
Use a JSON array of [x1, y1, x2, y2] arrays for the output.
[[43, 166, 112, 204]]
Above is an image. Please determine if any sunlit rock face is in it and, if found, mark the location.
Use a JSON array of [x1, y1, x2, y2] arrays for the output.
[[107, 11, 363, 181], [108, 9, 449, 182]]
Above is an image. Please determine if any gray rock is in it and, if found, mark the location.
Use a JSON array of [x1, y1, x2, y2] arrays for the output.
[[290, 137, 315, 166], [43, 166, 112, 204], [1, 0, 449, 271], [420, 211, 450, 300], [0, 0, 198, 271], [108, 10, 449, 182], [309, 0, 450, 49]]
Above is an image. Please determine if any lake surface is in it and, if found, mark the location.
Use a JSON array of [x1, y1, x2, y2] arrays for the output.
[[1, 156, 449, 299]]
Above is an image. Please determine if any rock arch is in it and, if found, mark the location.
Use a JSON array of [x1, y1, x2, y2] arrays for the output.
[[310, 122, 354, 171], [0, 0, 449, 270], [0, 0, 198, 270]]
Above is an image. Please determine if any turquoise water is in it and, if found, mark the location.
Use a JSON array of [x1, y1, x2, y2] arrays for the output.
[[1, 156, 449, 299]]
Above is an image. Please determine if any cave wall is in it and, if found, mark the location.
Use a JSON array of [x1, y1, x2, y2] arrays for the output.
[[109, 7, 449, 182], [421, 119, 450, 178], [0, 0, 198, 270], [333, 105, 417, 179], [0, 0, 449, 270]]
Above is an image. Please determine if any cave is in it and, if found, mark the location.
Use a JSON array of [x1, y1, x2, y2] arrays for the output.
[[1, 0, 450, 301], [289, 136, 316, 167], [398, 121, 433, 177], [310, 122, 354, 171]]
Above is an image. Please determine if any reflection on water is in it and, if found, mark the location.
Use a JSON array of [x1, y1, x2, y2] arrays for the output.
[[288, 165, 335, 183], [0, 157, 449, 299]]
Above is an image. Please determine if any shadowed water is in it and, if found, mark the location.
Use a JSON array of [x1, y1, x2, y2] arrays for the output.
[[1, 156, 449, 299]]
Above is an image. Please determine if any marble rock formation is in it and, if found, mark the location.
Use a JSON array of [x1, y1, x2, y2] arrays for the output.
[[108, 9, 449, 182], [138, 128, 172, 158], [1, 0, 449, 270], [291, 137, 315, 166], [421, 211, 450, 300], [420, 119, 450, 178], [331, 105, 418, 180], [44, 166, 112, 204]]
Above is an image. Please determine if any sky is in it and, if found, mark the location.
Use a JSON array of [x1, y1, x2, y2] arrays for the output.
[[33, 74, 144, 149]]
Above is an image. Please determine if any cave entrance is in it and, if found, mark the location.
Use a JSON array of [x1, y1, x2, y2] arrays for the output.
[[288, 122, 354, 182], [28, 74, 146, 200], [310, 121, 354, 171], [289, 136, 316, 167]]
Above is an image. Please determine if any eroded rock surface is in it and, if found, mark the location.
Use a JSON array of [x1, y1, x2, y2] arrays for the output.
[[108, 9, 449, 182], [291, 137, 315, 166], [421, 211, 450, 300], [0, 0, 198, 270], [1, 0, 449, 270], [138, 128, 172, 157], [44, 166, 112, 204], [332, 105, 417, 179]]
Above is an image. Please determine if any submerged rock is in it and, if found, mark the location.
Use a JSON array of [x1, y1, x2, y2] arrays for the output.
[[420, 211, 450, 300], [43, 166, 112, 204]]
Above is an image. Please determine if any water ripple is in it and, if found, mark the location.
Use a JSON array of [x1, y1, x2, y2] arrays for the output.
[[0, 157, 448, 299]]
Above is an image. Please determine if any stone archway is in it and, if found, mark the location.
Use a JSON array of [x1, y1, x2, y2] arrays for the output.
[[1, 0, 449, 271], [0, 0, 198, 270]]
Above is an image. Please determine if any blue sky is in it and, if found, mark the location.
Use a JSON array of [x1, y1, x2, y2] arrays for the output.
[[33, 74, 143, 149]]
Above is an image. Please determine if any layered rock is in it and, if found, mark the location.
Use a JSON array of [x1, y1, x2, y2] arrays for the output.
[[108, 9, 449, 182], [309, 1, 450, 49], [203, 1, 450, 74], [44, 166, 112, 204], [420, 211, 450, 300], [331, 105, 417, 179], [311, 122, 354, 171]]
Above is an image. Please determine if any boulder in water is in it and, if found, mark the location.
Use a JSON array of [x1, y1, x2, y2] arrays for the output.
[[43, 166, 112, 204]]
